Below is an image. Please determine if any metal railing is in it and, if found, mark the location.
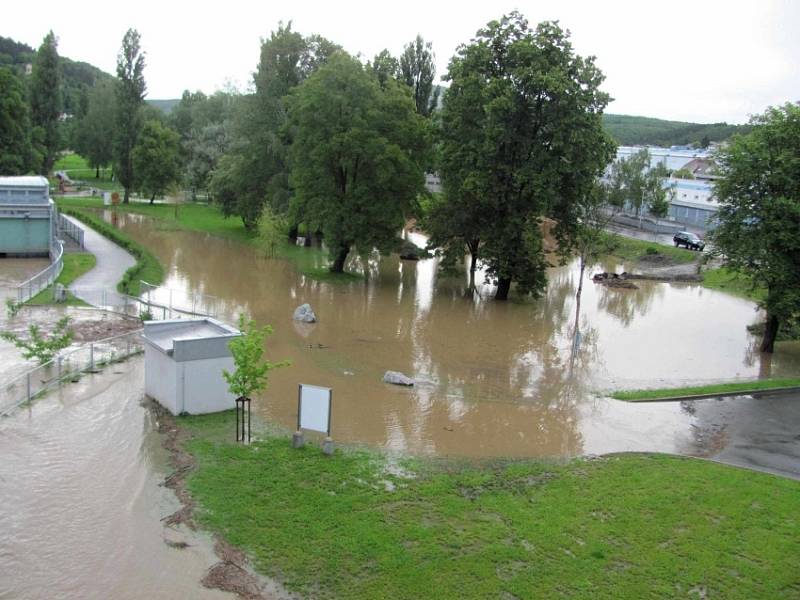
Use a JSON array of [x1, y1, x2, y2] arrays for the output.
[[56, 212, 85, 249], [15, 239, 64, 303], [0, 329, 144, 416], [68, 285, 217, 321], [139, 280, 220, 319]]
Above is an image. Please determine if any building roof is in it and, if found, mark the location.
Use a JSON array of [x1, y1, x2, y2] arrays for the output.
[[142, 318, 241, 361], [0, 176, 49, 189]]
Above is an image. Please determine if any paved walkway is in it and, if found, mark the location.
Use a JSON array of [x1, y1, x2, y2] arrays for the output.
[[63, 214, 136, 306]]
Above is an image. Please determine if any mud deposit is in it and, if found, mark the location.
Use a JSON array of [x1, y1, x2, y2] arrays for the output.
[[110, 212, 800, 458]]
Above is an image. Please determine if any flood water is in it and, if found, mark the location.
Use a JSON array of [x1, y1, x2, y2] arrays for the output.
[[112, 212, 800, 458], [0, 360, 232, 600]]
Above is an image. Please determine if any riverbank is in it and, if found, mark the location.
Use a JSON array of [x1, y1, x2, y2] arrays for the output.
[[612, 378, 800, 401], [171, 410, 799, 600]]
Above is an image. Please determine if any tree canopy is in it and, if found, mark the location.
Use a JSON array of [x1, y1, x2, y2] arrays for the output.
[[287, 52, 428, 272], [0, 67, 36, 174], [29, 31, 62, 174], [132, 119, 180, 203], [74, 78, 115, 176], [435, 13, 615, 300], [114, 28, 146, 203], [399, 35, 439, 117], [711, 103, 800, 353]]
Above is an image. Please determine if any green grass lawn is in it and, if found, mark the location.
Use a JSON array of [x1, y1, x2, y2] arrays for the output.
[[179, 412, 800, 600], [53, 153, 122, 191], [26, 252, 96, 306], [702, 267, 766, 302], [60, 207, 164, 295], [607, 234, 698, 264], [611, 377, 800, 401]]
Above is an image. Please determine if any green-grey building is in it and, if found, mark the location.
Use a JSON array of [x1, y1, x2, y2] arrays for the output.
[[0, 176, 54, 256]]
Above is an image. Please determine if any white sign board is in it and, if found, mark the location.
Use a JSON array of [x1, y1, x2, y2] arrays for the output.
[[298, 384, 332, 435]]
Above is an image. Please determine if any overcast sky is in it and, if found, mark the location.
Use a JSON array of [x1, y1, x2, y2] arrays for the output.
[[4, 0, 799, 123]]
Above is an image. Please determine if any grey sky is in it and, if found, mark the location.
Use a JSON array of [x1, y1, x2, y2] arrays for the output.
[[4, 0, 799, 123]]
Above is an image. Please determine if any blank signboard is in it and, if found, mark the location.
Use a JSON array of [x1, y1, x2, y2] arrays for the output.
[[298, 384, 332, 434]]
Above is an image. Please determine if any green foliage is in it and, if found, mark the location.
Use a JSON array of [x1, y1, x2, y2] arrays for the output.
[[370, 49, 400, 87], [288, 52, 428, 272], [60, 207, 164, 295], [114, 28, 147, 203], [180, 416, 800, 599], [0, 66, 36, 173], [74, 79, 115, 174], [1, 316, 73, 364], [29, 31, 62, 174], [606, 234, 697, 264], [399, 35, 439, 117], [438, 13, 615, 299], [711, 103, 800, 352], [606, 148, 672, 218], [5, 297, 22, 317], [257, 205, 288, 257], [132, 119, 180, 202], [701, 267, 766, 302], [602, 113, 749, 147], [671, 167, 695, 179], [223, 315, 288, 400]]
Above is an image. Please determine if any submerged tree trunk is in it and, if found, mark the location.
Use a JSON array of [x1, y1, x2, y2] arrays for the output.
[[760, 313, 779, 353], [314, 229, 324, 247], [467, 238, 480, 289], [495, 277, 512, 301], [288, 224, 298, 243], [330, 243, 350, 273]]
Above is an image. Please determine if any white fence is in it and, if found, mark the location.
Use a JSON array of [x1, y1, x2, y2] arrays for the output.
[[56, 212, 85, 249], [0, 329, 144, 416], [15, 239, 64, 303], [139, 280, 220, 319], [68, 284, 218, 321]]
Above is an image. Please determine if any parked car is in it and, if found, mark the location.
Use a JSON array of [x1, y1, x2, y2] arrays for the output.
[[673, 231, 705, 251]]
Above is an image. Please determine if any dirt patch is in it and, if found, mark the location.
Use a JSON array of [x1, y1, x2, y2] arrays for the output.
[[149, 400, 287, 600], [70, 315, 142, 342]]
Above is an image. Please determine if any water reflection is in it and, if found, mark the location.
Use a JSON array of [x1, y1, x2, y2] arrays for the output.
[[106, 212, 800, 458]]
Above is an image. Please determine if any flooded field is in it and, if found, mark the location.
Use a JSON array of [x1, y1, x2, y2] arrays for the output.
[[112, 212, 800, 458]]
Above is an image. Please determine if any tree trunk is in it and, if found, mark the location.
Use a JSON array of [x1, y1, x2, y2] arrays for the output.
[[95, 166, 100, 179], [495, 277, 512, 301], [760, 313, 779, 353], [150, 193, 155, 205], [288, 224, 298, 243], [123, 188, 130, 204], [330, 244, 350, 273], [314, 229, 324, 247], [467, 239, 480, 290]]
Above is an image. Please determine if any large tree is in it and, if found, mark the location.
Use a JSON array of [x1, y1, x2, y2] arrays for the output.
[[132, 119, 180, 203], [711, 103, 800, 353], [399, 35, 438, 117], [606, 148, 672, 220], [114, 28, 146, 204], [288, 52, 428, 272], [436, 13, 615, 300], [74, 79, 115, 177], [0, 67, 35, 174], [29, 31, 61, 175]]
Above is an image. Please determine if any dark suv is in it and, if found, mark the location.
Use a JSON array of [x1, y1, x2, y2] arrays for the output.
[[673, 231, 705, 251]]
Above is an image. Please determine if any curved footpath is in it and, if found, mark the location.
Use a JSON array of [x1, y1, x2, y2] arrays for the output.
[[63, 213, 136, 306]]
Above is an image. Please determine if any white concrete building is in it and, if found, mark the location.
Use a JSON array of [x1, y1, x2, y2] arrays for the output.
[[667, 177, 719, 228], [142, 318, 241, 415], [615, 145, 712, 172]]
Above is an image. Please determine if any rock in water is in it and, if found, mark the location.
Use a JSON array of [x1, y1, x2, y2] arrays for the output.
[[293, 304, 317, 323], [383, 371, 415, 386]]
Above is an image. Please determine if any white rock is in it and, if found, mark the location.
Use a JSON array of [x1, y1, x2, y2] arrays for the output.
[[293, 303, 317, 323], [383, 371, 415, 386]]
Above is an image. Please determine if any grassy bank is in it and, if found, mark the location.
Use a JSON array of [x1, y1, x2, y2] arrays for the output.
[[27, 252, 96, 306], [60, 207, 164, 295], [612, 378, 800, 401], [178, 412, 799, 600], [702, 267, 766, 302], [607, 234, 698, 264], [53, 153, 122, 192]]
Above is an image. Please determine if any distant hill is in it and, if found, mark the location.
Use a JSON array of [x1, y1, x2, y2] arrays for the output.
[[0, 35, 113, 115], [602, 114, 750, 147], [147, 98, 180, 114]]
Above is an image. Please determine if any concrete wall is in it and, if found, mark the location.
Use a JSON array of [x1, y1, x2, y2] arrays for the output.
[[144, 346, 178, 415], [177, 356, 237, 415]]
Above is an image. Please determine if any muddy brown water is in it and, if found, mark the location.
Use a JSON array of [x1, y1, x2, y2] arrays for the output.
[[112, 212, 800, 458]]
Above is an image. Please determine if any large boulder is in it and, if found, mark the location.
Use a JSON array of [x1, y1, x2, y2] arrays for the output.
[[293, 304, 317, 323], [383, 371, 415, 386]]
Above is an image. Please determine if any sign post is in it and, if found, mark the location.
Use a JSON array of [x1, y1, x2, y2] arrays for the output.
[[295, 384, 333, 455]]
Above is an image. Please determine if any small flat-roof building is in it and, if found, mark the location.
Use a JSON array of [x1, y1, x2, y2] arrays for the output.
[[142, 318, 242, 415], [0, 176, 54, 256]]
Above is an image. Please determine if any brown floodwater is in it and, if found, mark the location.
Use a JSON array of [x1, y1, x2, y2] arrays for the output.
[[0, 360, 233, 600], [110, 212, 800, 458]]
